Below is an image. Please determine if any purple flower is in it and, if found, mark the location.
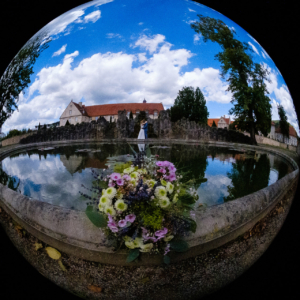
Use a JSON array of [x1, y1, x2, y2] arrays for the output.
[[156, 161, 164, 167], [118, 219, 127, 227], [125, 214, 136, 223], [164, 244, 170, 255], [155, 227, 168, 238], [168, 165, 177, 172], [141, 227, 157, 242], [158, 168, 166, 174], [162, 161, 170, 167], [168, 173, 176, 182], [108, 182, 115, 187], [107, 221, 118, 232], [116, 178, 124, 186], [107, 214, 114, 223], [110, 173, 121, 181], [122, 174, 131, 181]]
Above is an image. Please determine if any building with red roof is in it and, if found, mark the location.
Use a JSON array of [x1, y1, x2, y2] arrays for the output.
[[59, 99, 164, 126], [275, 124, 298, 146], [207, 116, 231, 129]]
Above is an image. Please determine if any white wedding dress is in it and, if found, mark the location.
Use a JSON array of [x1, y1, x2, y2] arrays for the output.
[[137, 125, 145, 140]]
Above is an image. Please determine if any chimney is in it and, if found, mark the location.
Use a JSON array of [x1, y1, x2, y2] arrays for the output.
[[143, 98, 147, 103], [79, 102, 82, 107]]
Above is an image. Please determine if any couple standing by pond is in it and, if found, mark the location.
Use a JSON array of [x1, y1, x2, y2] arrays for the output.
[[137, 119, 148, 140]]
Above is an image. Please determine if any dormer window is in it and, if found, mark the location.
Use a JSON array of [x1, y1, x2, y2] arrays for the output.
[[154, 111, 158, 117]]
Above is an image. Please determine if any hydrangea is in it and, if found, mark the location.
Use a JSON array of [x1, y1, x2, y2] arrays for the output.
[[155, 186, 167, 198], [123, 167, 134, 174], [114, 199, 128, 212]]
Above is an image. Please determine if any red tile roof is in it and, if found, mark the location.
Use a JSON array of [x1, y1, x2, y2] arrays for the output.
[[74, 102, 164, 117], [207, 118, 220, 127], [73, 102, 89, 116], [275, 125, 298, 137], [207, 117, 230, 127]]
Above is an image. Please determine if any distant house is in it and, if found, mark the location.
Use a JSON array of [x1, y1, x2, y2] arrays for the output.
[[59, 99, 164, 127], [275, 125, 298, 146], [34, 122, 60, 129], [267, 121, 276, 139], [207, 116, 231, 129]]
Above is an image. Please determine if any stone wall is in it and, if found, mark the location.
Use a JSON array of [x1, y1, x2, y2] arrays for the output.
[[20, 110, 252, 145], [2, 132, 35, 147], [255, 134, 297, 152]]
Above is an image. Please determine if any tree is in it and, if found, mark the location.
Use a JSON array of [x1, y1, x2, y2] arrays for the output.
[[277, 104, 289, 139], [65, 120, 70, 126], [229, 122, 236, 130], [0, 31, 51, 128], [212, 120, 217, 128], [129, 111, 133, 120], [43, 124, 46, 130], [38, 122, 41, 130], [170, 86, 209, 123], [191, 15, 272, 145], [110, 116, 112, 123]]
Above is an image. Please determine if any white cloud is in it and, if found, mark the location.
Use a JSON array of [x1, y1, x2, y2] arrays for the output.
[[193, 34, 200, 44], [247, 34, 260, 46], [106, 33, 122, 39], [83, 10, 101, 23], [263, 64, 299, 133], [261, 51, 266, 59], [261, 47, 271, 59], [3, 35, 232, 132], [52, 44, 67, 57], [133, 34, 166, 54], [138, 22, 143, 25], [248, 42, 260, 56], [188, 8, 196, 12]]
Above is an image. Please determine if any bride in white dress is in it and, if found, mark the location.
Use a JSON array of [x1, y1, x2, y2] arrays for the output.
[[137, 121, 145, 140]]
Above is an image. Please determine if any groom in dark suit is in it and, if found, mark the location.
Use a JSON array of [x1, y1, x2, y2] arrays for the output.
[[143, 120, 148, 139]]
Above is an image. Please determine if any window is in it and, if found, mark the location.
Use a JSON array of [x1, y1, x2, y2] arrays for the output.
[[154, 111, 158, 117], [69, 118, 72, 122], [69, 110, 72, 115], [127, 111, 130, 117], [136, 110, 140, 114], [75, 117, 78, 122]]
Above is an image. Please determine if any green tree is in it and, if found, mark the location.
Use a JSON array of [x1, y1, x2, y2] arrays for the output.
[[191, 15, 271, 145], [65, 120, 70, 126], [38, 122, 41, 130], [129, 111, 133, 120], [277, 104, 289, 139], [212, 120, 217, 128], [170, 86, 209, 123], [0, 32, 51, 127], [43, 124, 47, 130]]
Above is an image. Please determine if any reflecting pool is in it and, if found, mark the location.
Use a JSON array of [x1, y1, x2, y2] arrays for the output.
[[0, 143, 293, 211]]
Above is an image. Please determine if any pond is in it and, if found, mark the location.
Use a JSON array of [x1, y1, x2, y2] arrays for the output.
[[0, 143, 293, 211]]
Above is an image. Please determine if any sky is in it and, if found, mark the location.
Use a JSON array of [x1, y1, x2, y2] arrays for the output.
[[2, 0, 298, 135]]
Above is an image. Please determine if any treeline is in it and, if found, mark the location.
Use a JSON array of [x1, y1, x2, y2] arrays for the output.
[[0, 128, 32, 141]]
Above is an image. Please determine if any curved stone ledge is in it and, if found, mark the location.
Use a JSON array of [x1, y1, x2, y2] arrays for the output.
[[0, 140, 298, 266]]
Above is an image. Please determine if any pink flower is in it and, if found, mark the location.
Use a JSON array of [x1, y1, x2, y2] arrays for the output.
[[156, 161, 164, 167], [168, 165, 177, 172], [118, 219, 127, 227], [168, 173, 176, 182], [162, 161, 170, 167], [116, 178, 124, 186], [125, 214, 136, 223], [158, 168, 166, 174], [108, 182, 115, 187], [108, 225, 118, 233], [141, 227, 157, 242], [155, 227, 168, 238], [107, 214, 114, 223], [110, 173, 121, 181], [122, 174, 131, 181]]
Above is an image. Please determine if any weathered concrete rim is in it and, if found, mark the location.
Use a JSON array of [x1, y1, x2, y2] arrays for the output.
[[0, 139, 298, 266]]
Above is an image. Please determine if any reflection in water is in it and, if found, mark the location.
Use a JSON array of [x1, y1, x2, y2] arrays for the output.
[[0, 144, 293, 210]]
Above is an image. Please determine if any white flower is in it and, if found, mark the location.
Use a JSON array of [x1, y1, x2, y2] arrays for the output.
[[114, 199, 128, 212], [155, 186, 167, 199], [104, 206, 116, 216], [98, 202, 106, 212], [164, 235, 174, 242], [105, 187, 117, 199], [125, 241, 135, 249], [123, 167, 134, 174], [147, 179, 156, 188], [130, 172, 139, 179], [166, 182, 174, 194], [173, 194, 178, 203], [159, 196, 170, 208], [133, 237, 143, 248], [139, 243, 153, 252], [99, 195, 112, 206]]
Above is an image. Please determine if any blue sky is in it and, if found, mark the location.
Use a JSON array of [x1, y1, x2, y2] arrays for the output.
[[3, 0, 298, 135]]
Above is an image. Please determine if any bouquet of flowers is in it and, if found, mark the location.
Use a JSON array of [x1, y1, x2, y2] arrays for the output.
[[84, 154, 199, 264]]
